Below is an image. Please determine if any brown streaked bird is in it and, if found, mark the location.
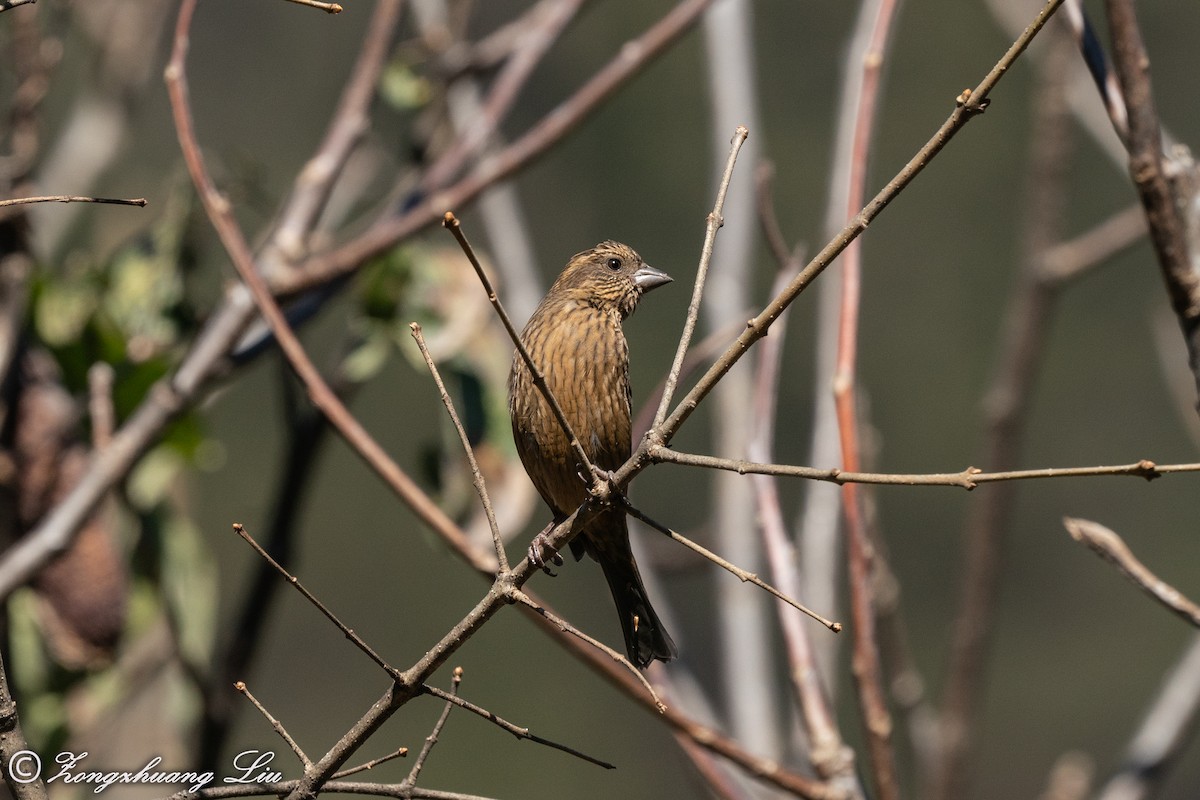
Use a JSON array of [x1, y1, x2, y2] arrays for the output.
[[509, 241, 677, 668]]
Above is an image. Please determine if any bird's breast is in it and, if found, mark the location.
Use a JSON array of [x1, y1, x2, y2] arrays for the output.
[[510, 305, 633, 511]]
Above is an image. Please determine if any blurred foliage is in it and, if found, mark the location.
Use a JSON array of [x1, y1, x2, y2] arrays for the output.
[[6, 176, 218, 758]]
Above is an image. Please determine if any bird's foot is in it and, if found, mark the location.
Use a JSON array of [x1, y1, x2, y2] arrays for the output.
[[587, 466, 622, 506], [528, 522, 564, 575]]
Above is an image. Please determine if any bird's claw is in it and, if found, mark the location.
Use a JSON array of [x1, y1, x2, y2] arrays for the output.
[[528, 531, 564, 576], [588, 466, 621, 505]]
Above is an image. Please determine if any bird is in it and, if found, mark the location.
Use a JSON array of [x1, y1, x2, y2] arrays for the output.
[[508, 241, 678, 667]]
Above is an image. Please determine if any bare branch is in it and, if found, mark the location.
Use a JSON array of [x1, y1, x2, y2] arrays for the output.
[[332, 747, 409, 780], [236, 681, 313, 770], [410, 323, 508, 572], [232, 524, 399, 676], [441, 212, 597, 491], [281, 0, 343, 13], [0, 0, 409, 602], [420, 676, 616, 770], [510, 590, 664, 711], [1106, 0, 1200, 400], [405, 669, 462, 787], [0, 194, 145, 208], [622, 500, 840, 632], [1063, 517, 1200, 627], [652, 125, 750, 429], [652, 449, 1187, 486]]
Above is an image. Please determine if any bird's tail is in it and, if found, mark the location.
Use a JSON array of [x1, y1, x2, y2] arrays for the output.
[[594, 523, 678, 668]]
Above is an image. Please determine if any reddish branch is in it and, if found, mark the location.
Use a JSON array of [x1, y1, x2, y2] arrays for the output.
[[828, 0, 902, 797]]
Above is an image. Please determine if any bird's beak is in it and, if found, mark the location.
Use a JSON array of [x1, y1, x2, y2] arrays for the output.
[[633, 264, 672, 292]]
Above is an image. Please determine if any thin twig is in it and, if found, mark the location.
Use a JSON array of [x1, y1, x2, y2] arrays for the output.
[[621, 500, 840, 632], [501, 570, 848, 798], [410, 0, 578, 324], [510, 590, 664, 711], [419, 679, 615, 769], [1063, 517, 1200, 627], [332, 746, 409, 779], [410, 323, 508, 572], [652, 126, 749, 430], [232, 524, 400, 678], [261, 517, 619, 798], [652, 449, 1187, 486], [0, 194, 145, 208], [405, 668, 462, 787], [0, 0, 38, 11], [441, 212, 598, 490], [202, 374, 339, 767], [282, 0, 343, 13], [633, 315, 750, 442], [236, 681, 313, 770]]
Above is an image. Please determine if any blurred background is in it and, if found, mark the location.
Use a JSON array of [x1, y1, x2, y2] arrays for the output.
[[2, 0, 1199, 798]]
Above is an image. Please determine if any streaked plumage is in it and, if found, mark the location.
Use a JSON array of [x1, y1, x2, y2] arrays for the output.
[[509, 241, 677, 667]]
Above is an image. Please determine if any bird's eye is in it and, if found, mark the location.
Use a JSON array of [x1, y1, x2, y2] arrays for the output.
[[606, 257, 622, 271]]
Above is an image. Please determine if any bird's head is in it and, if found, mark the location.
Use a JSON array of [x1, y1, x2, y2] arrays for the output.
[[551, 241, 672, 318]]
